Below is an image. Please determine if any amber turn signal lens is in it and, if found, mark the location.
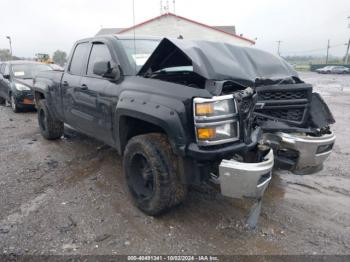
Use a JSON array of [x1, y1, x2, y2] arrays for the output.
[[197, 128, 216, 140], [195, 103, 214, 116], [22, 98, 34, 105]]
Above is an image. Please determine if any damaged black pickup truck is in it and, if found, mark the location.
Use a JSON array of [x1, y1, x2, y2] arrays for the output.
[[33, 35, 335, 218]]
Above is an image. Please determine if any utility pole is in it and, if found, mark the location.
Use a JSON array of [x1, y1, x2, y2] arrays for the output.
[[6, 36, 12, 59], [345, 39, 350, 64], [346, 16, 350, 64], [326, 39, 330, 64], [276, 40, 282, 56]]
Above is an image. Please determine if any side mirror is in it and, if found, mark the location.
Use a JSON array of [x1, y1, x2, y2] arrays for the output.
[[93, 61, 121, 80], [3, 74, 10, 80]]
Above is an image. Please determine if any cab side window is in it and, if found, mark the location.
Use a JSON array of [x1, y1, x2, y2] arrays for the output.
[[69, 42, 89, 75], [0, 64, 5, 75], [87, 43, 112, 77]]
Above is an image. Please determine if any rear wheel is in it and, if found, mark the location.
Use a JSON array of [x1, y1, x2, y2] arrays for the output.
[[123, 133, 187, 216], [37, 99, 64, 140], [0, 97, 5, 105]]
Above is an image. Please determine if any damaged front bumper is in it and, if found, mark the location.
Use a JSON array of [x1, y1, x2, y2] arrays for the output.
[[218, 149, 274, 199], [13, 90, 35, 106], [263, 132, 336, 174]]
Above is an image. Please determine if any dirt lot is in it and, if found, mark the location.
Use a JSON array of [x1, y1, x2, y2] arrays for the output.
[[0, 72, 349, 255]]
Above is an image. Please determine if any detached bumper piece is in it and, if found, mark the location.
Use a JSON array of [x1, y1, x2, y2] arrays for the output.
[[263, 132, 336, 174], [218, 149, 274, 199]]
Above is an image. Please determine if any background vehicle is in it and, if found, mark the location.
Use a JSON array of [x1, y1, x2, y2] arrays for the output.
[[35, 53, 54, 64], [316, 65, 350, 74], [0, 61, 52, 112], [33, 36, 335, 219]]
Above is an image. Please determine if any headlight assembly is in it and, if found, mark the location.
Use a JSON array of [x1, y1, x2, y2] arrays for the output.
[[194, 97, 236, 119], [193, 95, 239, 146], [15, 82, 31, 91], [196, 122, 238, 142]]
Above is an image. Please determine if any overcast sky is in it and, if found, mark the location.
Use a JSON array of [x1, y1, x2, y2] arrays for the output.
[[0, 0, 349, 58]]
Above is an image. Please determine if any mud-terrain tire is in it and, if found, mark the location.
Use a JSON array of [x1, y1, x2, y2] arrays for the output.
[[123, 133, 187, 216], [37, 99, 64, 140]]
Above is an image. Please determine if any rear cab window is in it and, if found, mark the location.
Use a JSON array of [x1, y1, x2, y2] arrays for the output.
[[68, 42, 90, 75], [3, 64, 10, 75]]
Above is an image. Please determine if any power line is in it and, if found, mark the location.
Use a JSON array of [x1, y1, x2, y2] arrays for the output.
[[281, 43, 346, 55]]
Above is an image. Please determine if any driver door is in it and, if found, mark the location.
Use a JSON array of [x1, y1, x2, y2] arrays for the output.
[[80, 42, 116, 144]]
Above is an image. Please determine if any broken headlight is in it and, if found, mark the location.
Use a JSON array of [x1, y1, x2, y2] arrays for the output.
[[193, 95, 239, 146]]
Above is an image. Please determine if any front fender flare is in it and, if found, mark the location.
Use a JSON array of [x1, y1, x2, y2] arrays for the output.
[[33, 79, 60, 118], [115, 97, 188, 156]]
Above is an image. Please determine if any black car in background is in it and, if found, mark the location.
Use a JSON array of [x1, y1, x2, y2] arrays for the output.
[[0, 61, 52, 112]]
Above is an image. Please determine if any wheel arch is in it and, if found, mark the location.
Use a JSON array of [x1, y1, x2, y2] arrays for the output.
[[115, 108, 187, 156], [34, 91, 45, 103]]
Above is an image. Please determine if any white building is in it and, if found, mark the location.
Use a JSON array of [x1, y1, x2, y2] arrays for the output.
[[96, 12, 255, 46]]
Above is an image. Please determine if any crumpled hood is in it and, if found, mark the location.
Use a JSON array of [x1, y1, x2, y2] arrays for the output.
[[14, 78, 34, 88], [138, 38, 298, 83]]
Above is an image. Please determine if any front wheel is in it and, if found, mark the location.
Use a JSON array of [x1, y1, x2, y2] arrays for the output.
[[37, 99, 64, 140], [0, 96, 5, 105], [10, 94, 20, 113], [123, 133, 187, 216]]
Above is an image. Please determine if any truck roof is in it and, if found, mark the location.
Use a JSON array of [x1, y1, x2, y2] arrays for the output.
[[77, 34, 161, 43]]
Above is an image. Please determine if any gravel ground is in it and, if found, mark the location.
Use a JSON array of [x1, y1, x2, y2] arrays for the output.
[[0, 72, 349, 255]]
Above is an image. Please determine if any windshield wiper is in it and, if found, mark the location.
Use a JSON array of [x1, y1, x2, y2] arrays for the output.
[[145, 69, 177, 78]]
